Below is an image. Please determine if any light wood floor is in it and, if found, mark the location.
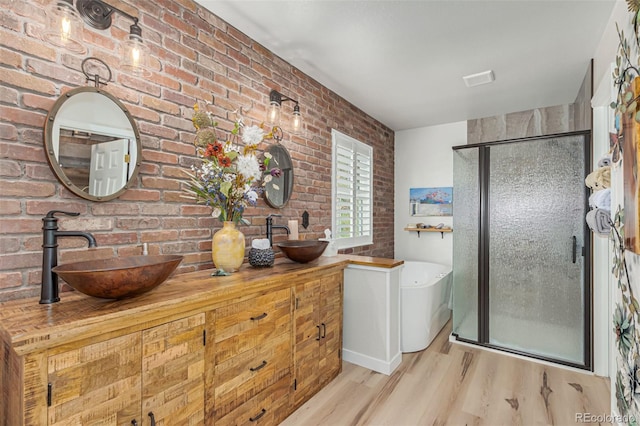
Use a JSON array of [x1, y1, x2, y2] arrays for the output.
[[282, 322, 611, 426]]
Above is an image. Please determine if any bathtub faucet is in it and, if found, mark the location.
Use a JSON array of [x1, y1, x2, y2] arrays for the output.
[[265, 214, 290, 247], [41, 210, 97, 304]]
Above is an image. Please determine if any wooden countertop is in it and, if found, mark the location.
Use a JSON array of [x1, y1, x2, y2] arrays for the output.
[[0, 255, 402, 355], [340, 255, 404, 269]]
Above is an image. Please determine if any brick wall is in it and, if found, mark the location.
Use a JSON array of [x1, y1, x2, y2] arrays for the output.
[[0, 0, 395, 301]]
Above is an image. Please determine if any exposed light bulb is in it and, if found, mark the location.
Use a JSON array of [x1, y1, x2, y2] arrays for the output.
[[131, 46, 141, 66], [61, 16, 71, 41]]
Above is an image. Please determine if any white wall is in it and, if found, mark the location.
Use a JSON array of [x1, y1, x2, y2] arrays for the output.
[[394, 122, 466, 265], [593, 0, 628, 90]]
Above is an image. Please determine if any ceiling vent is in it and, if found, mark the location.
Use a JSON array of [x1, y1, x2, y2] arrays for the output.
[[463, 70, 495, 87]]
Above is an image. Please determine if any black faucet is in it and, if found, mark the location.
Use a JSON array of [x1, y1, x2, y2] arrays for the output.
[[265, 214, 290, 247], [41, 210, 97, 304]]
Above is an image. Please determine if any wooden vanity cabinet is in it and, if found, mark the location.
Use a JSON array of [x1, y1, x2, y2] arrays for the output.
[[47, 313, 206, 425], [292, 271, 343, 409], [0, 259, 354, 426]]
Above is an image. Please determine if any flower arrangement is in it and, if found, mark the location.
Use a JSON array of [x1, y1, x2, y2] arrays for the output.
[[184, 103, 280, 224]]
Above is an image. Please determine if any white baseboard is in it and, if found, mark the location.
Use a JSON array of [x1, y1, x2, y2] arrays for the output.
[[342, 348, 402, 376]]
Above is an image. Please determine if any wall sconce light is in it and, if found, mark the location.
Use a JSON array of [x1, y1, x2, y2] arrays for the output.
[[267, 90, 303, 134], [43, 0, 150, 77]]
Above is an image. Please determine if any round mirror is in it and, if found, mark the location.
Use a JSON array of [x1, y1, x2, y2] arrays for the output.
[[263, 143, 294, 208], [44, 87, 141, 202]]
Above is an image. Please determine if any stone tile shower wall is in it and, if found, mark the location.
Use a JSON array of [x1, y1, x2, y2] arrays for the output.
[[467, 63, 593, 144], [0, 0, 395, 301]]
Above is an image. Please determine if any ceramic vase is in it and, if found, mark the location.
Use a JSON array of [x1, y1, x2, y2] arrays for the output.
[[212, 221, 245, 272]]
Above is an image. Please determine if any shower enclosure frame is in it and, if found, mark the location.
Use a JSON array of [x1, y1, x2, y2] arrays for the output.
[[452, 130, 593, 371]]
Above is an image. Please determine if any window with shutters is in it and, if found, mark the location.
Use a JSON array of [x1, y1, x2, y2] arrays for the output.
[[331, 129, 373, 249]]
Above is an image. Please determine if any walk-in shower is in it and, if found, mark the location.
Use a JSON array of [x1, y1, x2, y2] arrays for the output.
[[452, 131, 591, 370]]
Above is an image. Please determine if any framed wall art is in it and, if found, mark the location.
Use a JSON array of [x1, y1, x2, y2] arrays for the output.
[[409, 187, 453, 217]]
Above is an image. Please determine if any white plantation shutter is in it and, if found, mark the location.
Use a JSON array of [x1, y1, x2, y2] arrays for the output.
[[331, 130, 373, 249]]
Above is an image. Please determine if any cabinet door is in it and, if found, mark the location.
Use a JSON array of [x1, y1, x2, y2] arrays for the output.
[[292, 279, 322, 407], [142, 313, 206, 425], [319, 272, 343, 386], [47, 333, 142, 426]]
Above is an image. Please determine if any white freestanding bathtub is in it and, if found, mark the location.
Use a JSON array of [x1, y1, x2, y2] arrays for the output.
[[401, 261, 452, 353]]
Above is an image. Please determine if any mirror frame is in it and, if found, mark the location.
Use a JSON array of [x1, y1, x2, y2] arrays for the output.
[[44, 87, 142, 202], [263, 143, 294, 209]]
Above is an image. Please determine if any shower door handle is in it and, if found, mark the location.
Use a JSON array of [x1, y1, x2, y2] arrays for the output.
[[572, 236, 577, 264]]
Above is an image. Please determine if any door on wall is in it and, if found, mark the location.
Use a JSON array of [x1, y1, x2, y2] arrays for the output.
[[452, 132, 591, 369], [89, 138, 131, 196]]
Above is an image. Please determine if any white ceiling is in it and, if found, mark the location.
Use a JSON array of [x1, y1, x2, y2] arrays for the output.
[[195, 0, 616, 131]]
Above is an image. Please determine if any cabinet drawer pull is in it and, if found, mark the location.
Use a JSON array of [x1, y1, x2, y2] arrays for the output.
[[321, 322, 326, 338], [316, 325, 321, 341], [148, 412, 156, 426], [249, 360, 268, 372], [250, 408, 267, 422], [131, 421, 138, 426], [250, 312, 268, 321]]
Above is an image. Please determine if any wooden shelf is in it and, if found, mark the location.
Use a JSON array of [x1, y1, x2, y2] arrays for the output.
[[404, 227, 452, 238]]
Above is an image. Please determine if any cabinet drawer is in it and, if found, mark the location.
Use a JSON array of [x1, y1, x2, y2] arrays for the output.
[[214, 331, 291, 418], [214, 288, 291, 364], [214, 376, 290, 426]]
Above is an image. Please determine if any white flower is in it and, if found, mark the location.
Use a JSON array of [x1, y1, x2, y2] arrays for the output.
[[211, 207, 221, 218], [236, 154, 262, 181], [241, 125, 264, 146], [246, 190, 258, 203]]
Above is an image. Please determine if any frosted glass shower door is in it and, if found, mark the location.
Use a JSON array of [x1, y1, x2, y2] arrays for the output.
[[452, 148, 479, 341], [488, 135, 588, 364]]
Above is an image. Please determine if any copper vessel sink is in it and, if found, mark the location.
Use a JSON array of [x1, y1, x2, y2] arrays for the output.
[[52, 255, 183, 299], [275, 240, 328, 263]]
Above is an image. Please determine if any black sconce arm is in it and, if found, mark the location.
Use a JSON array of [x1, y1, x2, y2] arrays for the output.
[[76, 0, 140, 31], [100, 2, 137, 22], [270, 89, 298, 106]]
